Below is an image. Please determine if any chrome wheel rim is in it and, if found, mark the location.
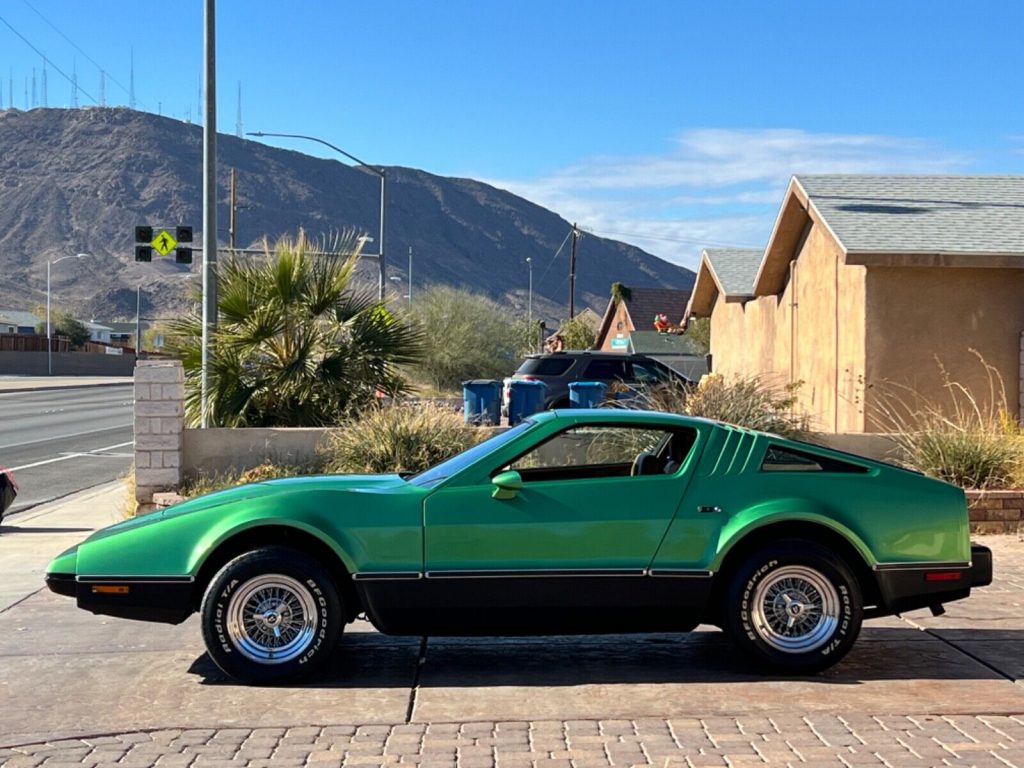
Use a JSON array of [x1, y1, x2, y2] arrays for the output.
[[225, 574, 317, 664], [750, 565, 840, 653]]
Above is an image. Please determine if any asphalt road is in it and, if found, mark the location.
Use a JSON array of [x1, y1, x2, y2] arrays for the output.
[[0, 385, 133, 516]]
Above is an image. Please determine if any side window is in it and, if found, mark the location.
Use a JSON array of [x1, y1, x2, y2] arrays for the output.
[[503, 425, 696, 482], [761, 445, 869, 473], [631, 362, 663, 383], [584, 359, 629, 380]]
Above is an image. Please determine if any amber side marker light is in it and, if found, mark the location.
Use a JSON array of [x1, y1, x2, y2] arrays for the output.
[[92, 585, 130, 594], [925, 572, 963, 582]]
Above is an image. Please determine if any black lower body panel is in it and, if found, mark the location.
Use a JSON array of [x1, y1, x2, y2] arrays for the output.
[[874, 544, 992, 615], [46, 572, 194, 624], [357, 573, 713, 635]]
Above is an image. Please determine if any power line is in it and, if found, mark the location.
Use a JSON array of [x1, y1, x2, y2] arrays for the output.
[[21, 0, 132, 98], [535, 227, 574, 291], [0, 11, 97, 104]]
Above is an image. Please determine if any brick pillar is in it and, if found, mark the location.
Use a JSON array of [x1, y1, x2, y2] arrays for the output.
[[135, 359, 184, 503]]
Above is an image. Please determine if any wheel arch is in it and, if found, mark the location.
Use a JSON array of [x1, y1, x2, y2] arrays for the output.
[[190, 524, 362, 621], [707, 519, 882, 623]]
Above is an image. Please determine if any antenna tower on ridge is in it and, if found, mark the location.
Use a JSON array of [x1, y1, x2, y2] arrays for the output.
[[99, 70, 106, 107], [41, 60, 47, 106], [129, 49, 136, 109], [235, 81, 243, 137], [71, 60, 78, 108]]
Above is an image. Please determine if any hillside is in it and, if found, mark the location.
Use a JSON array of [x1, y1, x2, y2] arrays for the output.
[[0, 107, 694, 323]]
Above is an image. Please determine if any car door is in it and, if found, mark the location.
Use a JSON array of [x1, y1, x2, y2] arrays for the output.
[[420, 422, 705, 632]]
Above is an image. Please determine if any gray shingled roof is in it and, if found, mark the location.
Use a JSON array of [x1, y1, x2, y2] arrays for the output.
[[0, 310, 41, 328], [797, 175, 1024, 255], [623, 287, 692, 327], [704, 248, 763, 296]]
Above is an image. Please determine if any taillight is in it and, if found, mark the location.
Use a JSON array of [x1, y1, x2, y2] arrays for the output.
[[925, 571, 963, 582]]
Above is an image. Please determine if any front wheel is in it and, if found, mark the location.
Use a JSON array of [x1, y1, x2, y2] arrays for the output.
[[200, 546, 342, 684], [724, 541, 862, 674]]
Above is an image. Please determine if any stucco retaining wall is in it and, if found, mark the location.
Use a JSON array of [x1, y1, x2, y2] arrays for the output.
[[182, 427, 333, 480]]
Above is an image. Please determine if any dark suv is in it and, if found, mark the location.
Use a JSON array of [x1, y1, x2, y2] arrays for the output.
[[504, 351, 691, 410]]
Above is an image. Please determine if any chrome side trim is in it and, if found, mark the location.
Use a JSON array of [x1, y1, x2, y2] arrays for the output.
[[76, 575, 195, 584], [648, 569, 714, 578], [425, 568, 647, 580], [351, 572, 424, 582], [872, 561, 971, 572]]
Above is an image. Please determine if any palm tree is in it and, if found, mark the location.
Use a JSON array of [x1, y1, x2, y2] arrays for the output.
[[169, 231, 424, 427]]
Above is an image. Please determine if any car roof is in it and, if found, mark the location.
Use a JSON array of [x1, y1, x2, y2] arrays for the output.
[[525, 350, 656, 360], [537, 408, 719, 429]]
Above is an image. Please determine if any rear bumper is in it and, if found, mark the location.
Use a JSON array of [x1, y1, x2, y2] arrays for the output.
[[45, 572, 194, 625], [874, 544, 992, 615]]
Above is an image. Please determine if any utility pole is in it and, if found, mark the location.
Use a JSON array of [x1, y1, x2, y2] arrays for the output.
[[229, 167, 237, 250], [201, 0, 218, 427], [407, 246, 413, 305], [568, 223, 579, 319]]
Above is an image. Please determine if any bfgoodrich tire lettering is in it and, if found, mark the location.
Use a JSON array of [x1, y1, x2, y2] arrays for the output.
[[725, 540, 862, 674], [200, 546, 342, 684]]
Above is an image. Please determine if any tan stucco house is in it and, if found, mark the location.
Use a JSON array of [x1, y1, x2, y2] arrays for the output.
[[686, 175, 1024, 433]]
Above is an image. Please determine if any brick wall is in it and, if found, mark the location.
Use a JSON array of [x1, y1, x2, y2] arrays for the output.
[[966, 490, 1023, 535], [134, 360, 184, 503]]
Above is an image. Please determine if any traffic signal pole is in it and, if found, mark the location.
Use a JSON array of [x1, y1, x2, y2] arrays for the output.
[[201, 0, 217, 428]]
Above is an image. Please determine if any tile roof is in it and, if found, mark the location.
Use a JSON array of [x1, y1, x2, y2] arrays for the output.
[[796, 175, 1024, 255], [704, 248, 763, 296], [623, 287, 692, 328]]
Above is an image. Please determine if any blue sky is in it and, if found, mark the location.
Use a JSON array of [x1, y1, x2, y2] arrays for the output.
[[2, 0, 1023, 269]]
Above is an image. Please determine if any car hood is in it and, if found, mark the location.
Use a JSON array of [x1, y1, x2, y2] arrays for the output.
[[83, 473, 407, 544]]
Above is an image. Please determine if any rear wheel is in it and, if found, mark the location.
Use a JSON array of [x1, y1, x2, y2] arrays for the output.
[[724, 541, 862, 674], [201, 546, 342, 684]]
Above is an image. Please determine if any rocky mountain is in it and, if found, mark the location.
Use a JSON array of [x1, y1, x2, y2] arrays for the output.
[[0, 107, 694, 323]]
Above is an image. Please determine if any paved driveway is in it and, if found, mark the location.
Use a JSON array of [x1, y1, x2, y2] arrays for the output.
[[1, 484, 1022, 766]]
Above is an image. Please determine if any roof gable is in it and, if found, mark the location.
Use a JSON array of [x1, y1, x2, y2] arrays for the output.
[[685, 248, 762, 318], [755, 175, 1024, 295]]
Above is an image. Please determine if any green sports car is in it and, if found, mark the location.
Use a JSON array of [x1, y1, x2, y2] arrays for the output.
[[46, 409, 992, 683]]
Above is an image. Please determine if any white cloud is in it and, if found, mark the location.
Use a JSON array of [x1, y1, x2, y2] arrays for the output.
[[487, 128, 969, 270]]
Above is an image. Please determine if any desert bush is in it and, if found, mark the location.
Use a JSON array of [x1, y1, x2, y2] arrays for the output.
[[321, 403, 486, 474], [182, 461, 311, 498], [872, 354, 1020, 489], [646, 374, 807, 438]]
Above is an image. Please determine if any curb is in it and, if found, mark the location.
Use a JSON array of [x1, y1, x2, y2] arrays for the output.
[[7, 480, 127, 526], [0, 381, 133, 394]]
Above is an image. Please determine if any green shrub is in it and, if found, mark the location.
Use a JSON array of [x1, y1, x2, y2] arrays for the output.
[[647, 374, 808, 438], [873, 354, 1020, 490], [182, 462, 310, 498], [321, 403, 486, 474]]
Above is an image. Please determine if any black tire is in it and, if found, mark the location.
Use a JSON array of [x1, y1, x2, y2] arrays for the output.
[[200, 546, 342, 684], [724, 540, 862, 674]]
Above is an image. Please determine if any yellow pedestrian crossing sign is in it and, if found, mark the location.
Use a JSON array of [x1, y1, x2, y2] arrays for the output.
[[151, 230, 177, 256]]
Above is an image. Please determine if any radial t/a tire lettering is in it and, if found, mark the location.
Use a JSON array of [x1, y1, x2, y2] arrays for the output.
[[200, 546, 342, 684], [724, 540, 863, 674]]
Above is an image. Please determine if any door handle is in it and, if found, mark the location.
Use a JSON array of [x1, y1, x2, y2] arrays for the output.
[[697, 505, 721, 514]]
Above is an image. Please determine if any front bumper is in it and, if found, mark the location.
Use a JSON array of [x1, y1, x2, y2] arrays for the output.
[[45, 572, 194, 625], [874, 544, 992, 615]]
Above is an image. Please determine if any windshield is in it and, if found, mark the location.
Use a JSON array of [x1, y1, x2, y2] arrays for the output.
[[408, 420, 535, 488]]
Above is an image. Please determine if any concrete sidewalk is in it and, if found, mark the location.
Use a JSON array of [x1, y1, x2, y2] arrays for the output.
[[0, 375, 133, 393]]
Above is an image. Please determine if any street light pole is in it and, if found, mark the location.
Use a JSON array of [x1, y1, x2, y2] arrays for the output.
[[246, 131, 386, 301], [526, 256, 533, 327], [407, 246, 413, 305], [46, 252, 89, 376]]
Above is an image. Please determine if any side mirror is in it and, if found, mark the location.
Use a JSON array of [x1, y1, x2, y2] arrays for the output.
[[491, 470, 523, 500]]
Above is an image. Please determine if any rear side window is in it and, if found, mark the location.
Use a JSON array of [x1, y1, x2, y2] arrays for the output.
[[762, 445, 869, 473], [583, 359, 631, 380], [516, 357, 574, 376]]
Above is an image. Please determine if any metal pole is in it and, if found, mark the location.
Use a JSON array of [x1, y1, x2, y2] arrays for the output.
[[46, 260, 51, 376], [378, 171, 386, 302], [229, 167, 236, 250], [408, 246, 412, 305], [527, 257, 533, 327], [569, 223, 578, 319], [136, 285, 141, 361], [201, 0, 218, 428]]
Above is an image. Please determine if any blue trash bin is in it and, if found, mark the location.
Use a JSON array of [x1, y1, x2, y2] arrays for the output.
[[508, 379, 547, 425], [568, 381, 608, 408], [462, 379, 501, 425]]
